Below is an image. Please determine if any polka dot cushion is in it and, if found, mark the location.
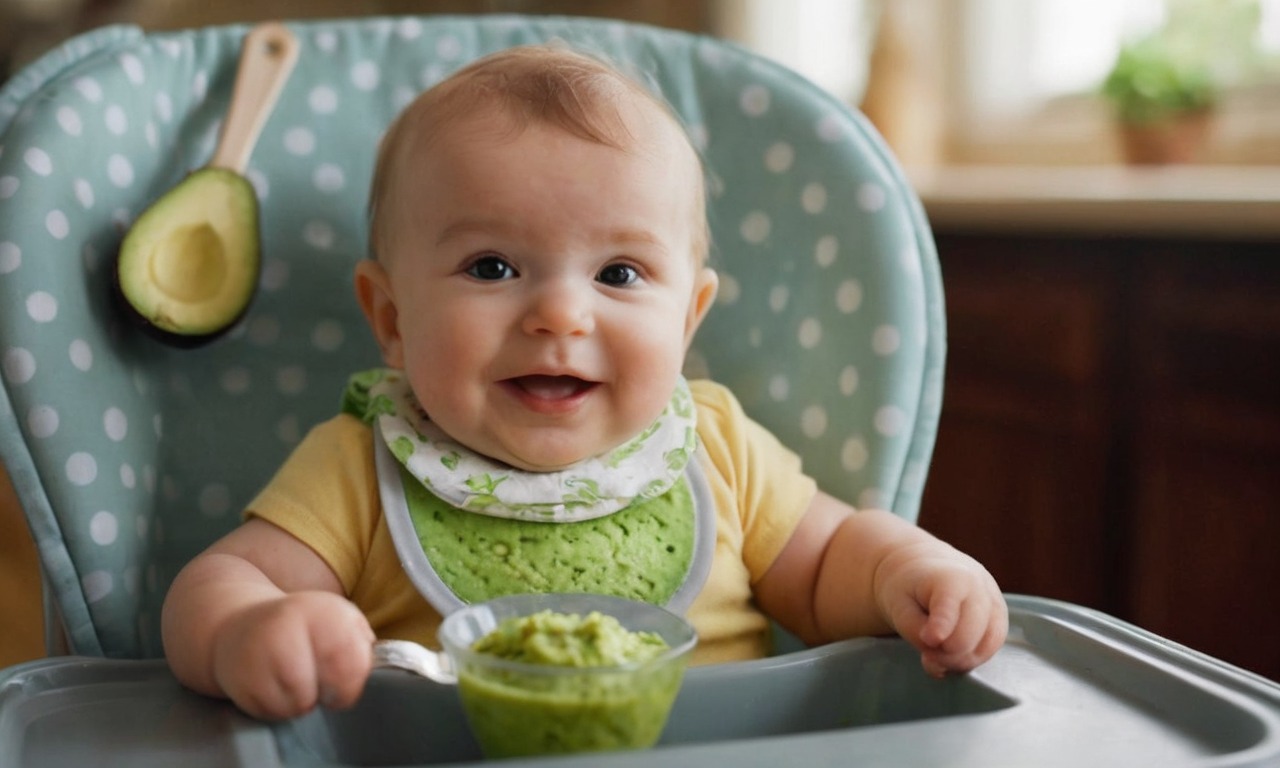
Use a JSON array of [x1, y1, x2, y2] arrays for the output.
[[0, 16, 944, 659]]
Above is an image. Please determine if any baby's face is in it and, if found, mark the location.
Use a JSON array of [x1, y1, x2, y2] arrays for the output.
[[368, 105, 716, 471]]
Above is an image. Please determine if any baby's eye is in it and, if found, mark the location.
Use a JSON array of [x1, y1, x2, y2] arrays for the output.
[[465, 254, 517, 281], [597, 263, 639, 287]]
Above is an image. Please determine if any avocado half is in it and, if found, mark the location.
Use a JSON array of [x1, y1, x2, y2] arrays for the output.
[[115, 167, 261, 347]]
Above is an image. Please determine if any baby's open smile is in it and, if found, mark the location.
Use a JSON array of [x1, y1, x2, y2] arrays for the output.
[[499, 374, 600, 414]]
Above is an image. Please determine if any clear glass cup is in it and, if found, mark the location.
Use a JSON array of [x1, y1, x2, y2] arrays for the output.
[[438, 593, 697, 758]]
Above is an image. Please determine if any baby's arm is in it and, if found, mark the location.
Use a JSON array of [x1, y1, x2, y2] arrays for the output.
[[754, 492, 1007, 676], [161, 518, 375, 720]]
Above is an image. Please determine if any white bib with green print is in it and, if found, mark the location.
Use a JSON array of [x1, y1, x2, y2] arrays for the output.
[[344, 369, 715, 615]]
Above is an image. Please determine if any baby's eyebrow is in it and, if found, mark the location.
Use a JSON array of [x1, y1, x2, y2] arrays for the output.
[[435, 218, 510, 246]]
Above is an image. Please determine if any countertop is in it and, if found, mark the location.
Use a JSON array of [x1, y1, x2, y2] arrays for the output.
[[910, 165, 1280, 240]]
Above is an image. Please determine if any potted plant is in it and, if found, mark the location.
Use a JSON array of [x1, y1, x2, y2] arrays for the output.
[[1101, 0, 1263, 164]]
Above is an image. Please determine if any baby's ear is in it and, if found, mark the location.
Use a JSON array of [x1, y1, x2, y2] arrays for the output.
[[354, 259, 404, 367], [684, 267, 719, 347]]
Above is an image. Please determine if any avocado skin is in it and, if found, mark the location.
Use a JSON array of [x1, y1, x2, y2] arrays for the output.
[[114, 168, 261, 348]]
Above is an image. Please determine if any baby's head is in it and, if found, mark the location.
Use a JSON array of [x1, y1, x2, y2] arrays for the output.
[[355, 45, 719, 472]]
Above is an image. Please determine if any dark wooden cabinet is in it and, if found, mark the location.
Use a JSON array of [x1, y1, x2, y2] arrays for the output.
[[919, 231, 1280, 682]]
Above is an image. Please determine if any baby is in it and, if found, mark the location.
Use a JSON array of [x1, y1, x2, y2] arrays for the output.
[[161, 44, 1007, 721]]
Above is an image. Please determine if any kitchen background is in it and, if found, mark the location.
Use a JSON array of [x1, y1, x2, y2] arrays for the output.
[[3, 0, 1279, 682]]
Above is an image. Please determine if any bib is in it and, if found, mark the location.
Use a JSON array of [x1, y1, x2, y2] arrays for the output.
[[343, 369, 715, 615]]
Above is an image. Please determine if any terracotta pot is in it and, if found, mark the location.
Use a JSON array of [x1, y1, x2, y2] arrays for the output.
[[1116, 109, 1214, 165]]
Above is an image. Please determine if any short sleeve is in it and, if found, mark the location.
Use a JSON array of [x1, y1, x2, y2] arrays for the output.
[[692, 380, 818, 582], [245, 414, 380, 595]]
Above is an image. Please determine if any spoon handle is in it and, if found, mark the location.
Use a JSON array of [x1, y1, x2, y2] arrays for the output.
[[208, 22, 299, 173], [372, 639, 458, 685]]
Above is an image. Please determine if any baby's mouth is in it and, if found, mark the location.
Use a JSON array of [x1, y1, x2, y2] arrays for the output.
[[505, 375, 598, 401]]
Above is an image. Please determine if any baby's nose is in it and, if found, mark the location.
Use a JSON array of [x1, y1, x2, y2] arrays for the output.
[[522, 279, 595, 337]]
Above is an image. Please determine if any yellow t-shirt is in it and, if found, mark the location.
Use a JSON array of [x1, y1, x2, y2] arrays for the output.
[[246, 379, 817, 665]]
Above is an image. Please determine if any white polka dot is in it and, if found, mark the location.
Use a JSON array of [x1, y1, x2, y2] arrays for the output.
[[436, 35, 462, 60], [46, 210, 70, 239], [119, 53, 145, 84], [135, 513, 147, 539], [841, 437, 868, 471], [154, 91, 173, 123], [687, 124, 709, 152], [104, 407, 128, 441], [839, 365, 859, 396], [739, 84, 770, 116], [276, 414, 301, 444], [248, 315, 281, 345], [740, 211, 770, 244], [260, 258, 289, 291], [90, 511, 119, 545], [421, 63, 447, 88], [351, 60, 380, 90], [153, 413, 163, 438], [82, 571, 113, 603], [396, 17, 423, 38], [28, 405, 59, 438], [716, 273, 741, 305], [120, 463, 136, 489], [873, 325, 901, 355], [858, 488, 885, 511], [69, 339, 93, 371], [815, 235, 838, 267], [768, 284, 789, 313], [198, 483, 232, 517], [74, 178, 95, 208], [122, 566, 140, 595], [56, 106, 83, 135], [837, 280, 863, 313], [105, 104, 128, 135], [107, 154, 134, 187], [284, 126, 316, 156], [246, 168, 269, 200], [311, 320, 345, 351], [159, 39, 183, 58], [802, 183, 828, 214], [220, 367, 251, 394], [313, 163, 345, 193], [3, 347, 35, 383], [192, 70, 208, 101], [310, 85, 339, 114], [314, 30, 339, 52], [142, 465, 156, 494], [875, 405, 906, 437], [26, 291, 57, 322], [748, 327, 763, 347], [0, 242, 19, 273], [0, 176, 18, 198], [858, 182, 887, 212], [276, 366, 307, 395], [801, 405, 828, 438], [768, 374, 789, 401], [24, 148, 52, 176], [798, 317, 822, 349], [303, 219, 335, 249], [764, 142, 793, 173], [74, 77, 103, 102], [816, 114, 847, 142], [67, 452, 98, 485], [276, 414, 300, 442], [132, 370, 149, 396]]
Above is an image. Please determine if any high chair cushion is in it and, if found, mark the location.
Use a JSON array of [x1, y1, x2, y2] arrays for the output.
[[0, 15, 943, 659]]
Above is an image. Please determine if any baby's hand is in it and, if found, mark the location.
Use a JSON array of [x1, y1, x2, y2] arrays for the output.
[[211, 591, 375, 720], [875, 542, 1008, 677]]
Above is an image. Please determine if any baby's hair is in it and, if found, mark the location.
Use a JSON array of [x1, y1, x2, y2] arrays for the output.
[[367, 44, 710, 264]]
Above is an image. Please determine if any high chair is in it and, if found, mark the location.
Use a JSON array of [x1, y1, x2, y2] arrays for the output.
[[1, 15, 1277, 768]]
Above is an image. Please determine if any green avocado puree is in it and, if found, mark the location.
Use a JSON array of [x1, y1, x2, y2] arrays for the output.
[[457, 610, 685, 757]]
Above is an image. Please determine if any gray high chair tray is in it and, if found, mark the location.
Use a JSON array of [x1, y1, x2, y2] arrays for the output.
[[3, 596, 1278, 767]]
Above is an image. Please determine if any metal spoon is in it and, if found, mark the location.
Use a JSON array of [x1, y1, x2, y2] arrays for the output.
[[372, 639, 457, 685]]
